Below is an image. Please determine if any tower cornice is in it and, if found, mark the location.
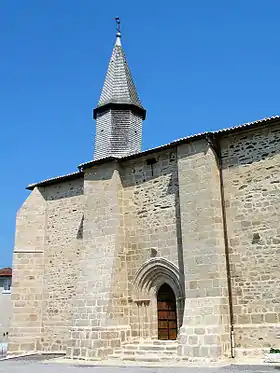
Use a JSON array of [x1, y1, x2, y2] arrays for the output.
[[93, 102, 146, 120]]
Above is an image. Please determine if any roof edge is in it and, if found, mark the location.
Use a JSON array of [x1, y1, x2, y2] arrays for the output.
[[27, 114, 280, 186], [79, 115, 280, 170], [77, 156, 118, 170], [0, 267, 12, 277], [26, 171, 84, 190]]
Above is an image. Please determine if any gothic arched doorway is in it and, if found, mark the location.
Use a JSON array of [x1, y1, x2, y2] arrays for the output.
[[157, 283, 177, 340]]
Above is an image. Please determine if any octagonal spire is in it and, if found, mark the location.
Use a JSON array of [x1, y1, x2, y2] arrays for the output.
[[94, 23, 145, 119], [93, 21, 146, 160]]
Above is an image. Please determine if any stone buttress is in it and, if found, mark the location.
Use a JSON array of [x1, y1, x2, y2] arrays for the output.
[[8, 188, 45, 355], [177, 140, 231, 361], [67, 162, 131, 359]]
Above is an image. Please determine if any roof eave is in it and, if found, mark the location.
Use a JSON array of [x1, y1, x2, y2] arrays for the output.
[[93, 102, 146, 120], [26, 115, 280, 186], [78, 156, 119, 171], [80, 115, 280, 169], [26, 171, 84, 190]]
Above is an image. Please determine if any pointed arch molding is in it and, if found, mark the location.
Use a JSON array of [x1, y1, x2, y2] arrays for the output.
[[133, 257, 185, 301]]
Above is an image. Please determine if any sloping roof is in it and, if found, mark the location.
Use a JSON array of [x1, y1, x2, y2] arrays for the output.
[[27, 115, 280, 189], [0, 268, 12, 277], [79, 115, 280, 169], [26, 171, 83, 190], [96, 34, 144, 109]]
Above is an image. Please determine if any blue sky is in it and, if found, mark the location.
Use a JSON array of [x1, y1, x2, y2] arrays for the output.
[[1, 0, 280, 267]]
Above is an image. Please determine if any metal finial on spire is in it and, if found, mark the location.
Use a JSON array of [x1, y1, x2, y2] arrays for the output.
[[115, 17, 121, 46], [115, 17, 121, 34]]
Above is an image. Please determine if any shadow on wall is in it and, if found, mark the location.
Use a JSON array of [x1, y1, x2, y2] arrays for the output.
[[174, 163, 185, 325]]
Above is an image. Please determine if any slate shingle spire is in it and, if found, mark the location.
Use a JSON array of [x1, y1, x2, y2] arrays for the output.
[[93, 21, 146, 160]]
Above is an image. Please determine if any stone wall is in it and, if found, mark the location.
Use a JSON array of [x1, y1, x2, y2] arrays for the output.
[[9, 120, 280, 362], [120, 149, 183, 339], [177, 140, 231, 361], [67, 162, 130, 360], [8, 178, 84, 355], [8, 187, 46, 355], [222, 123, 280, 358], [40, 178, 84, 353]]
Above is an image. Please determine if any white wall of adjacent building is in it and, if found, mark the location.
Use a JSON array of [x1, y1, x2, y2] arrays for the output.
[[0, 276, 12, 343]]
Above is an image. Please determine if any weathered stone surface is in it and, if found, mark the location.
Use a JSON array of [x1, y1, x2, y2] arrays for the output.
[[8, 121, 280, 362], [177, 140, 231, 361], [222, 125, 280, 355], [8, 187, 46, 355]]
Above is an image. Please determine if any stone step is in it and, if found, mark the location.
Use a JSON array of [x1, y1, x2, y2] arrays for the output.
[[142, 340, 177, 344], [108, 353, 121, 359], [124, 339, 177, 345], [108, 340, 179, 362], [123, 344, 177, 352], [123, 349, 177, 356], [121, 343, 178, 349], [122, 354, 179, 362], [108, 354, 179, 362]]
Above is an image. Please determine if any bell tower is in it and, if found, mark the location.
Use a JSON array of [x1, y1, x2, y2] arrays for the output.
[[93, 19, 146, 160]]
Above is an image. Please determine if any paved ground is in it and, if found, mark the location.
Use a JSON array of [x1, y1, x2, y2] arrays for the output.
[[1, 356, 280, 373]]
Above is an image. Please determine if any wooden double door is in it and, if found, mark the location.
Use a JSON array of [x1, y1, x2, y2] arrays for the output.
[[157, 283, 177, 340]]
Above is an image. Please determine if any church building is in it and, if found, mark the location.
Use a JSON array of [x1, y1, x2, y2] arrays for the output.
[[8, 26, 280, 363]]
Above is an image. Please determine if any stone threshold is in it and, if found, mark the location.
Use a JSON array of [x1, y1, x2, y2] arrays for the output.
[[3, 353, 280, 368], [46, 358, 280, 368], [45, 356, 233, 367]]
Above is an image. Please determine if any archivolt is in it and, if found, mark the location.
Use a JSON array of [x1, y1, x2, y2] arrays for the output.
[[133, 257, 184, 300]]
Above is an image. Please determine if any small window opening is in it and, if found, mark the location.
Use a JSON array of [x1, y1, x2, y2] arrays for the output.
[[146, 158, 157, 176]]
